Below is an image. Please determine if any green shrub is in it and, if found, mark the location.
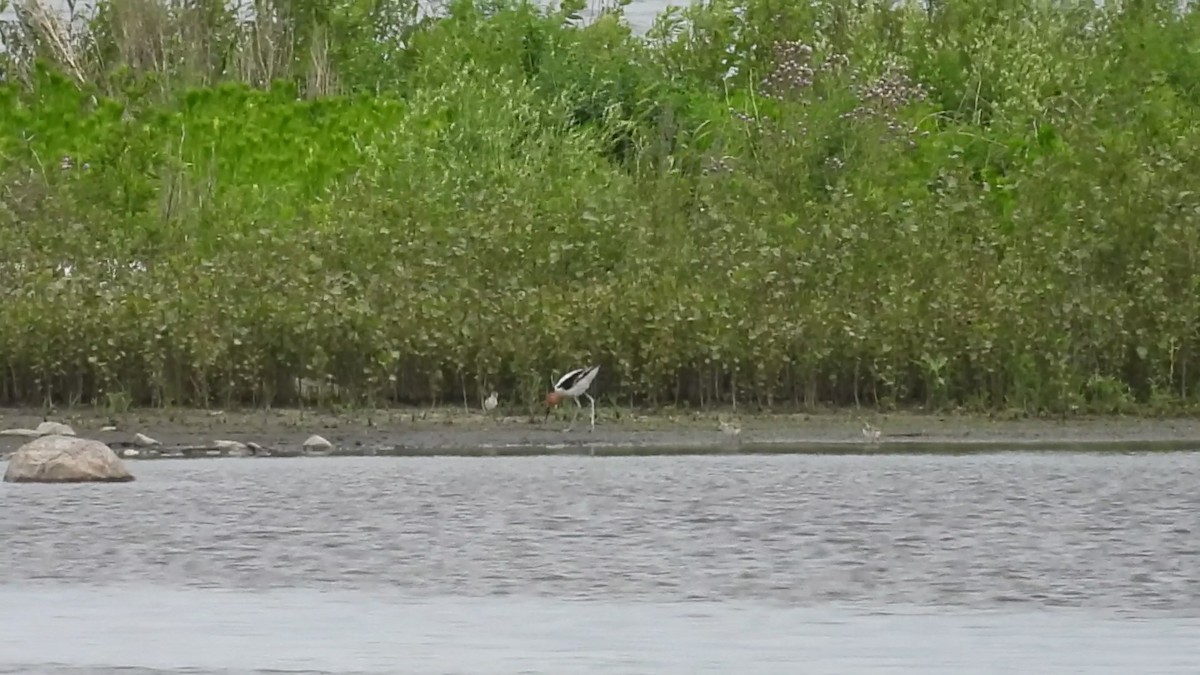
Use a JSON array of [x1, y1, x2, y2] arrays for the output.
[[1, 0, 1199, 414]]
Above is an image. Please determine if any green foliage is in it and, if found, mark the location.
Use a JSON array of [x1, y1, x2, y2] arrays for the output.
[[1, 0, 1200, 415]]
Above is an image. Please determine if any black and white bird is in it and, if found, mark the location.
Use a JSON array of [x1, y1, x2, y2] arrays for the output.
[[544, 365, 601, 432]]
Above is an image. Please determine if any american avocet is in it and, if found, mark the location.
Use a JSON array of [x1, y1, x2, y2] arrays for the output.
[[544, 365, 601, 432]]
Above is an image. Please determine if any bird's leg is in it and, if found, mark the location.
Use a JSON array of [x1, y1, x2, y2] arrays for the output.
[[566, 397, 581, 432], [585, 393, 596, 432]]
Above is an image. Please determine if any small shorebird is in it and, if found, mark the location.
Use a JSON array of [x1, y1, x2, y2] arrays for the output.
[[483, 391, 498, 413], [718, 418, 742, 445], [718, 419, 741, 437], [544, 365, 601, 432], [862, 421, 882, 444]]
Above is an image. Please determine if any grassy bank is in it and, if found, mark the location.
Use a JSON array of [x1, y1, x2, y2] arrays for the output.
[[2, 0, 1199, 415]]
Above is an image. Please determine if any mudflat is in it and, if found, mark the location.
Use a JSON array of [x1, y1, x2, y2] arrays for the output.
[[3, 406, 1200, 457]]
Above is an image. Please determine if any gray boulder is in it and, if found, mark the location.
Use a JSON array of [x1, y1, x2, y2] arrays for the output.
[[3, 434, 135, 483]]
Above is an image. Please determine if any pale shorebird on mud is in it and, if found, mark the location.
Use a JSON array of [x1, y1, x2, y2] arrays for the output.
[[483, 391, 498, 413], [718, 418, 742, 446], [544, 365, 601, 432], [862, 421, 882, 444]]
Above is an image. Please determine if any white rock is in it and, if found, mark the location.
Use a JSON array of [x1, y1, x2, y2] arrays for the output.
[[4, 434, 134, 483], [213, 439, 250, 455], [35, 421, 76, 436], [121, 448, 140, 458], [133, 432, 160, 447], [100, 425, 118, 432], [0, 428, 41, 438], [303, 434, 333, 452]]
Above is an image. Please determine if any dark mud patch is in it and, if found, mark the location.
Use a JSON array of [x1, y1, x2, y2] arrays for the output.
[[3, 407, 1200, 458]]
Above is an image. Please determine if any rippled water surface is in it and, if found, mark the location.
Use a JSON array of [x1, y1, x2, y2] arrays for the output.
[[3, 453, 1200, 673]]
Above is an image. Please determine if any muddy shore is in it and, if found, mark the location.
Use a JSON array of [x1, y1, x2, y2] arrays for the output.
[[3, 406, 1200, 457]]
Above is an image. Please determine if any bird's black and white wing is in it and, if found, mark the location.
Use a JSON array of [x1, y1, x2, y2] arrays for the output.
[[554, 365, 600, 394]]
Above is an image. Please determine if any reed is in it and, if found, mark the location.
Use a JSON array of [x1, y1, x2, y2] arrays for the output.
[[2, 0, 1199, 414]]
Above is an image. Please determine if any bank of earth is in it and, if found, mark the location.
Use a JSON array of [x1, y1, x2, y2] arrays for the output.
[[3, 407, 1200, 457]]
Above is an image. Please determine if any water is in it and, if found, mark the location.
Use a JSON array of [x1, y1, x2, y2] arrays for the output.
[[2, 452, 1199, 673]]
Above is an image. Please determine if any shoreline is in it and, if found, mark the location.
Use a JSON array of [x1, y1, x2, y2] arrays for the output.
[[3, 406, 1200, 458]]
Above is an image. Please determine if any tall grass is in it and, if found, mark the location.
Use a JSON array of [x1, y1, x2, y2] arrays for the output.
[[2, 0, 1199, 414]]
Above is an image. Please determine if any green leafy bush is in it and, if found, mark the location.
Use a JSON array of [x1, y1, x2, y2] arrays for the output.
[[1, 0, 1199, 414]]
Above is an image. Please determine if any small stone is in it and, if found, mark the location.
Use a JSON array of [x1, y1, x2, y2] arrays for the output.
[[100, 425, 118, 432], [226, 445, 253, 458], [213, 439, 250, 455], [133, 432, 160, 447], [0, 428, 41, 438], [36, 421, 76, 436], [303, 434, 333, 454]]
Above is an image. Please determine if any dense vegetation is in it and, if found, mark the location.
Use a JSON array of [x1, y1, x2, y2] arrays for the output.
[[1, 0, 1199, 414]]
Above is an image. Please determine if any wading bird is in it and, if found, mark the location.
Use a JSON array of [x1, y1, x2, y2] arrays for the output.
[[862, 421, 882, 444], [718, 418, 742, 445], [544, 365, 601, 432]]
